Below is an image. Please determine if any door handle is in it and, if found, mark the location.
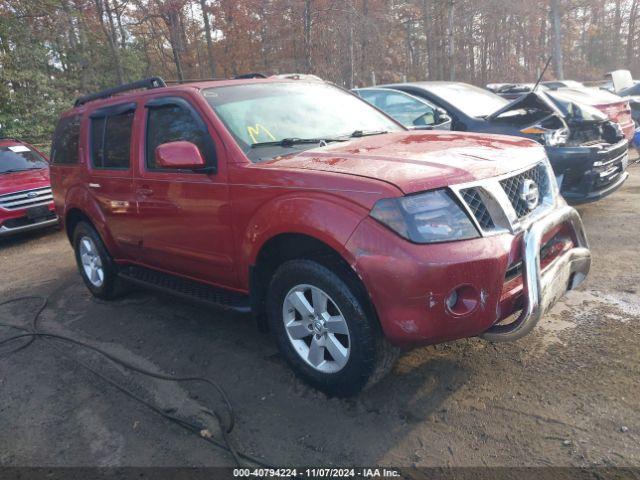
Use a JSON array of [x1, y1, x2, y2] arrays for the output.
[[88, 183, 101, 189], [137, 186, 154, 196]]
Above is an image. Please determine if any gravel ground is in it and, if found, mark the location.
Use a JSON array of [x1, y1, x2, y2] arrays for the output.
[[0, 157, 639, 468]]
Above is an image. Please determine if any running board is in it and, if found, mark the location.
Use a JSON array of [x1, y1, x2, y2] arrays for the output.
[[118, 265, 251, 313]]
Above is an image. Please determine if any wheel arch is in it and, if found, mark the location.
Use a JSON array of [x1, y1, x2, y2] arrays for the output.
[[65, 207, 94, 242], [249, 232, 380, 335], [62, 184, 119, 254]]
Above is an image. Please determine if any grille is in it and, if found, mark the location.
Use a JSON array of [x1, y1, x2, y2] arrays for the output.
[[499, 164, 549, 218], [460, 188, 495, 229], [0, 187, 53, 211]]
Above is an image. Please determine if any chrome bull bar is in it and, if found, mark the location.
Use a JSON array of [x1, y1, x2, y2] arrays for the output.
[[480, 205, 591, 342]]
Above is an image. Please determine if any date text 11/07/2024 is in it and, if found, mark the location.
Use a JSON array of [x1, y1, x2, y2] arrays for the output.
[[232, 468, 401, 477]]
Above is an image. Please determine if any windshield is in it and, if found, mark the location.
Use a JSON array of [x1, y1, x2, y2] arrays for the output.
[[0, 145, 48, 174], [203, 82, 403, 162], [424, 83, 509, 118]]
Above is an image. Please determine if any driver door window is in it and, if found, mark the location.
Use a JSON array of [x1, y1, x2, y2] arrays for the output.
[[145, 99, 215, 171]]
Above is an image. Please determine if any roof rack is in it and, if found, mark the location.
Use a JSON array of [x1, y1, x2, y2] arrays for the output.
[[74, 76, 167, 107], [233, 72, 267, 79], [164, 78, 225, 84]]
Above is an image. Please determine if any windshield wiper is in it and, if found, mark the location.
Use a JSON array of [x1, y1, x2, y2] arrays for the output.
[[250, 131, 388, 149], [348, 129, 389, 137], [251, 137, 347, 148]]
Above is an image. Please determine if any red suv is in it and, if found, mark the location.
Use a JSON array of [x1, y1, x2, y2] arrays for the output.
[[0, 138, 58, 237], [50, 77, 591, 396]]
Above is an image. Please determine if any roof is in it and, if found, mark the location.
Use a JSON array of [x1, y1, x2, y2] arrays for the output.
[[0, 138, 27, 146], [63, 76, 315, 117]]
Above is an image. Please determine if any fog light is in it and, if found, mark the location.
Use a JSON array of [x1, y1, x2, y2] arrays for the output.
[[446, 290, 458, 310], [445, 285, 480, 316]]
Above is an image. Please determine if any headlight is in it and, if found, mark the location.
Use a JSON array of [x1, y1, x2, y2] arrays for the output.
[[370, 189, 479, 244], [520, 125, 569, 147]]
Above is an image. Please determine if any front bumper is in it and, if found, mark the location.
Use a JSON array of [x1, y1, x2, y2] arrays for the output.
[[480, 205, 590, 341], [346, 205, 590, 346], [546, 139, 629, 204], [0, 207, 58, 237]]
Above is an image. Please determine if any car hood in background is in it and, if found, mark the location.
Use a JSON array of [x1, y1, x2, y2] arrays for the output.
[[551, 87, 626, 106], [545, 91, 610, 124], [485, 91, 562, 121], [262, 131, 546, 194], [0, 168, 51, 196]]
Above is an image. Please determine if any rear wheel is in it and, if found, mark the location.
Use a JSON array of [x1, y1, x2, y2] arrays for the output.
[[266, 259, 398, 397], [72, 222, 124, 300]]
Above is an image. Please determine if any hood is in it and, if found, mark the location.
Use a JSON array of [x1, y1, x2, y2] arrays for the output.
[[0, 168, 50, 196], [545, 91, 609, 124], [550, 87, 626, 106], [261, 131, 546, 194], [486, 91, 562, 121]]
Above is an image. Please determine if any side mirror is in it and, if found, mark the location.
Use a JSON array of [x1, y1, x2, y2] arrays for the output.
[[435, 108, 452, 125], [155, 141, 205, 170]]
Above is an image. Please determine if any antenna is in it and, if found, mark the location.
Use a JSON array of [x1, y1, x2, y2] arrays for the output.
[[533, 57, 552, 92]]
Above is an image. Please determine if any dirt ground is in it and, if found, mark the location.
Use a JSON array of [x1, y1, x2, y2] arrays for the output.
[[1, 158, 639, 469]]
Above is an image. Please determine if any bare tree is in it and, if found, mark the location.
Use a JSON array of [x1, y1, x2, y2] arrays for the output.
[[550, 0, 564, 79]]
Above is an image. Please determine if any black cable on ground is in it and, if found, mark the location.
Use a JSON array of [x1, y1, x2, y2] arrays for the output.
[[0, 296, 46, 358], [0, 294, 272, 468]]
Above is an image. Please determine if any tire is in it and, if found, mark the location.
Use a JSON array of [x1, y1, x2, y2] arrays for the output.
[[266, 259, 398, 397], [72, 221, 125, 300]]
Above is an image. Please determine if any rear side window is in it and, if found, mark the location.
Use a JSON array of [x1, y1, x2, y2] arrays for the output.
[[90, 104, 134, 169], [145, 100, 213, 170], [51, 115, 80, 164]]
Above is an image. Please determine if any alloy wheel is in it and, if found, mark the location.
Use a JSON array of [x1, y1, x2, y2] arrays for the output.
[[282, 284, 351, 373], [79, 236, 104, 287]]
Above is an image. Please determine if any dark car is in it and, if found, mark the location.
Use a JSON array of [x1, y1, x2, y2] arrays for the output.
[[488, 83, 635, 141], [383, 81, 629, 204], [352, 87, 451, 130]]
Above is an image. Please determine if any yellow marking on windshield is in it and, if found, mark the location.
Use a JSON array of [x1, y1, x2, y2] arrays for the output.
[[247, 124, 276, 143]]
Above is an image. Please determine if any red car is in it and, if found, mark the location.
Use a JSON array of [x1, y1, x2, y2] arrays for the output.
[[0, 138, 58, 237], [50, 77, 591, 396], [542, 85, 635, 141]]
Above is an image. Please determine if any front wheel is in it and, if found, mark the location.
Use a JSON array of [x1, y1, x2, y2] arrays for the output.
[[72, 221, 124, 300], [266, 259, 398, 397]]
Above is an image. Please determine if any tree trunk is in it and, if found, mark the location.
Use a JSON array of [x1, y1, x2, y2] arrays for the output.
[[627, 0, 638, 66], [421, 0, 433, 79], [199, 0, 216, 77], [359, 0, 368, 86], [303, 0, 312, 73], [114, 1, 127, 49], [94, 0, 124, 83], [165, 8, 185, 81], [259, 0, 270, 71], [447, 0, 455, 80], [550, 0, 564, 80], [346, 1, 354, 88]]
